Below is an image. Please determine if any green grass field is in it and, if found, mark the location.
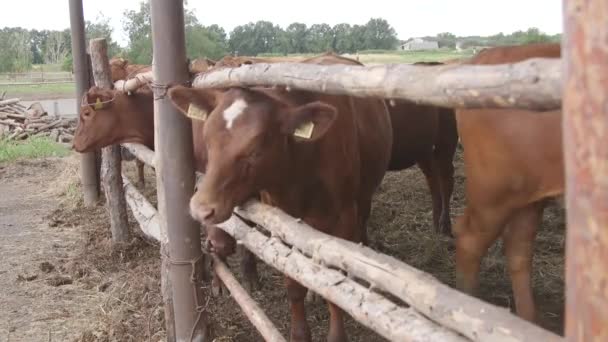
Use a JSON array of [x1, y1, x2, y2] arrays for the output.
[[259, 49, 473, 64], [0, 83, 75, 100], [352, 50, 473, 64], [0, 137, 70, 163]]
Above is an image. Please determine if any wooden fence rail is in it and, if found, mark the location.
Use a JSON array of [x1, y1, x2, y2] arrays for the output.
[[192, 58, 562, 111], [236, 201, 562, 342]]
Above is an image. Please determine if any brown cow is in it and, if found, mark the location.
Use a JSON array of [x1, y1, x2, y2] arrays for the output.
[[72, 82, 259, 294], [218, 53, 459, 235], [109, 57, 152, 83], [168, 55, 393, 342], [189, 57, 217, 74], [453, 42, 562, 322]]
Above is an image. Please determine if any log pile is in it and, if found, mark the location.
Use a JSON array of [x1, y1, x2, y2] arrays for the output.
[[0, 98, 77, 143]]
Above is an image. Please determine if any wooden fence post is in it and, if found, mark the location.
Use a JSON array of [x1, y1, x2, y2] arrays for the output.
[[68, 0, 99, 206], [150, 0, 209, 340], [563, 0, 608, 340], [88, 38, 130, 244]]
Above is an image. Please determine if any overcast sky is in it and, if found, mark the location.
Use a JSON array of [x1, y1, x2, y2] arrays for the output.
[[2, 0, 562, 46]]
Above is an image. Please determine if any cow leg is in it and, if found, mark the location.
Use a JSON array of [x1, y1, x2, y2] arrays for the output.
[[327, 302, 348, 342], [434, 148, 456, 237], [435, 111, 458, 236], [417, 158, 443, 234], [454, 206, 509, 295], [239, 246, 259, 292], [285, 277, 311, 342], [502, 203, 543, 322], [135, 159, 145, 188]]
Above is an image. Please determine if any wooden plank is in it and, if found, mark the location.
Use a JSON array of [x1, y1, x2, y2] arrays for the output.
[[89, 38, 130, 244], [193, 58, 562, 111], [216, 215, 469, 342], [212, 255, 287, 342], [236, 200, 562, 342], [114, 71, 154, 93], [122, 174, 165, 244], [563, 0, 608, 340], [122, 143, 156, 168], [0, 98, 20, 106]]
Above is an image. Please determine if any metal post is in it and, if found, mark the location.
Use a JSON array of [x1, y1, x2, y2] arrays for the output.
[[150, 0, 208, 341], [69, 0, 99, 206], [88, 38, 130, 245], [563, 0, 608, 340]]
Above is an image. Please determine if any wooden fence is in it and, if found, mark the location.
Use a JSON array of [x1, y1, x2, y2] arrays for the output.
[[95, 51, 570, 341], [79, 0, 608, 341], [0, 71, 74, 85]]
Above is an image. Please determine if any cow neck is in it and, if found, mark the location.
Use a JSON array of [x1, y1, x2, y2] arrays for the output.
[[117, 97, 155, 150], [261, 136, 326, 217]]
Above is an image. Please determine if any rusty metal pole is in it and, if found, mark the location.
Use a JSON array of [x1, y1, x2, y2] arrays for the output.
[[150, 0, 209, 341], [563, 0, 608, 340], [88, 38, 130, 245], [69, 0, 99, 206]]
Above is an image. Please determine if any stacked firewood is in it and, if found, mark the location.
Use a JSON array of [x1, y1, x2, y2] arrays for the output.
[[0, 98, 77, 143]]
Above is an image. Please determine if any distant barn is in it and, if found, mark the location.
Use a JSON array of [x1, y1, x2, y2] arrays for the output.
[[399, 38, 439, 51]]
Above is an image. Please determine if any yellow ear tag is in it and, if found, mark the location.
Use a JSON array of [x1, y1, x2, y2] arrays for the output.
[[187, 103, 207, 121], [94, 98, 103, 110], [293, 121, 314, 139]]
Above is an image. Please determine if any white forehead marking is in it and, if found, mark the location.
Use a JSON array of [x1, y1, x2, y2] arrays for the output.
[[222, 98, 247, 129]]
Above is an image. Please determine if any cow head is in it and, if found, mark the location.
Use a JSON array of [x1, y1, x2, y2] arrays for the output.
[[168, 85, 338, 224], [109, 57, 129, 82], [72, 86, 152, 152]]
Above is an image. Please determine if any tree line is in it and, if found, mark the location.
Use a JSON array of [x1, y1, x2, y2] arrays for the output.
[[0, 0, 560, 73]]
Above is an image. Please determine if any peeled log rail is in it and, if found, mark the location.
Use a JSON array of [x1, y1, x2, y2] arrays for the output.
[[122, 143, 156, 168], [211, 255, 287, 342], [235, 200, 562, 342], [90, 38, 130, 244], [217, 216, 468, 342], [0, 98, 20, 106], [193, 58, 562, 111], [114, 71, 154, 93], [122, 174, 165, 244]]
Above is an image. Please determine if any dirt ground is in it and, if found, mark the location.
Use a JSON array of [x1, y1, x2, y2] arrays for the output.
[[0, 149, 565, 341]]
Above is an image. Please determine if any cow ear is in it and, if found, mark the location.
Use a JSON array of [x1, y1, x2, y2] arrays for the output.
[[168, 85, 218, 121], [280, 101, 337, 142]]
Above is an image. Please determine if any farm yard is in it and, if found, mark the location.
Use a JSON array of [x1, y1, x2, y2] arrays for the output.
[[0, 0, 604, 341]]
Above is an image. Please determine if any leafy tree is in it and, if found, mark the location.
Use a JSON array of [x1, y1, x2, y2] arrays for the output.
[[228, 21, 282, 56], [86, 14, 121, 57], [186, 24, 228, 60], [350, 24, 367, 51], [362, 18, 398, 50], [306, 24, 333, 53], [436, 32, 456, 49], [123, 1, 225, 63], [332, 23, 354, 53], [284, 23, 308, 53], [0, 28, 33, 72]]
